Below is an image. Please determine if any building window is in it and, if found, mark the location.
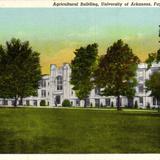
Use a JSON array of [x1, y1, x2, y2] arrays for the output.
[[55, 95, 61, 105], [57, 76, 63, 90], [95, 87, 100, 95], [26, 100, 30, 106], [138, 70, 144, 76], [12, 100, 15, 106], [33, 100, 37, 106], [71, 91, 74, 96], [138, 84, 144, 93], [41, 80, 46, 88], [3, 100, 8, 105], [139, 97, 143, 104], [153, 97, 156, 105], [105, 98, 110, 106], [84, 99, 90, 106], [138, 76, 144, 81], [76, 99, 80, 106], [41, 90, 46, 97], [95, 99, 100, 107]]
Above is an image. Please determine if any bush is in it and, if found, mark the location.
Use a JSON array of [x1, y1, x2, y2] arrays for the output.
[[100, 103, 103, 107], [134, 100, 138, 109], [62, 99, 71, 107], [40, 100, 46, 106]]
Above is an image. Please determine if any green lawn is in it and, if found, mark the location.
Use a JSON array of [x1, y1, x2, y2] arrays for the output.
[[0, 107, 159, 153]]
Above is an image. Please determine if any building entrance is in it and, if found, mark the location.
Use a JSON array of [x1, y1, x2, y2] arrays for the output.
[[55, 95, 61, 106]]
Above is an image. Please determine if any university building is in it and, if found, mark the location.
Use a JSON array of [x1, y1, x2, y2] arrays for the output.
[[0, 62, 160, 108]]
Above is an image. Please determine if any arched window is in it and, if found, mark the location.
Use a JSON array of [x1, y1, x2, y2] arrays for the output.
[[57, 76, 63, 90]]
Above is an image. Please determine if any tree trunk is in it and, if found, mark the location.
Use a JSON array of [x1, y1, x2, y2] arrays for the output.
[[84, 98, 87, 108], [117, 95, 121, 110], [14, 97, 18, 107], [19, 97, 23, 106]]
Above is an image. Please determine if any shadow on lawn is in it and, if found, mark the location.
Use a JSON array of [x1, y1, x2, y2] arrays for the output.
[[0, 130, 73, 153]]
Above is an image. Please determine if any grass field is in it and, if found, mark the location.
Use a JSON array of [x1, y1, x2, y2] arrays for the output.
[[0, 107, 159, 153]]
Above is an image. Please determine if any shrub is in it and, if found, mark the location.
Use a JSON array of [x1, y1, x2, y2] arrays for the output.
[[100, 103, 103, 107], [62, 99, 71, 107], [134, 100, 138, 109], [90, 103, 93, 108], [40, 100, 46, 106]]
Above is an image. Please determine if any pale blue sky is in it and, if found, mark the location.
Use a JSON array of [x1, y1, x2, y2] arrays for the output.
[[0, 8, 159, 73]]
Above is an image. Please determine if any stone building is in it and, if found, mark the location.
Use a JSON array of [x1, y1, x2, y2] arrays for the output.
[[0, 62, 160, 108]]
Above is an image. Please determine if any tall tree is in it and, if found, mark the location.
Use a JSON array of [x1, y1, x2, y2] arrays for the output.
[[0, 38, 41, 106], [145, 48, 160, 111], [145, 49, 160, 68], [70, 43, 98, 107], [145, 72, 160, 112], [94, 40, 140, 110]]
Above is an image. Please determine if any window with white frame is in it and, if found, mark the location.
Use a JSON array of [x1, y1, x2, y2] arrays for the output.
[[105, 98, 111, 106], [138, 84, 144, 93], [95, 99, 100, 107], [95, 87, 100, 95], [139, 97, 143, 104], [57, 76, 63, 90], [41, 80, 46, 88], [138, 76, 144, 81], [41, 90, 46, 97], [76, 99, 80, 106]]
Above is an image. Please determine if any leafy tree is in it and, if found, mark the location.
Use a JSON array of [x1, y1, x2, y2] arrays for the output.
[[145, 71, 160, 112], [145, 48, 160, 111], [70, 43, 98, 107], [0, 38, 41, 106], [94, 40, 140, 110], [145, 49, 160, 68], [0, 45, 15, 100]]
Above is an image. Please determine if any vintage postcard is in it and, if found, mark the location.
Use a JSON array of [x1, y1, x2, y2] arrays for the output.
[[0, 0, 160, 159]]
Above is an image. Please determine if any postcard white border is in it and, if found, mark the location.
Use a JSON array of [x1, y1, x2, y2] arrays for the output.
[[0, 154, 160, 160], [0, 0, 160, 159], [0, 0, 160, 7]]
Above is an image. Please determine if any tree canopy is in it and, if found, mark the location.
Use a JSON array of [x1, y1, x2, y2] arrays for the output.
[[145, 49, 160, 68], [145, 71, 160, 99], [94, 39, 140, 110], [145, 48, 160, 111], [0, 38, 41, 106], [70, 43, 98, 107]]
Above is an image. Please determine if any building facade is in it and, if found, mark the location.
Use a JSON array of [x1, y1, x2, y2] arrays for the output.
[[0, 63, 160, 108]]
